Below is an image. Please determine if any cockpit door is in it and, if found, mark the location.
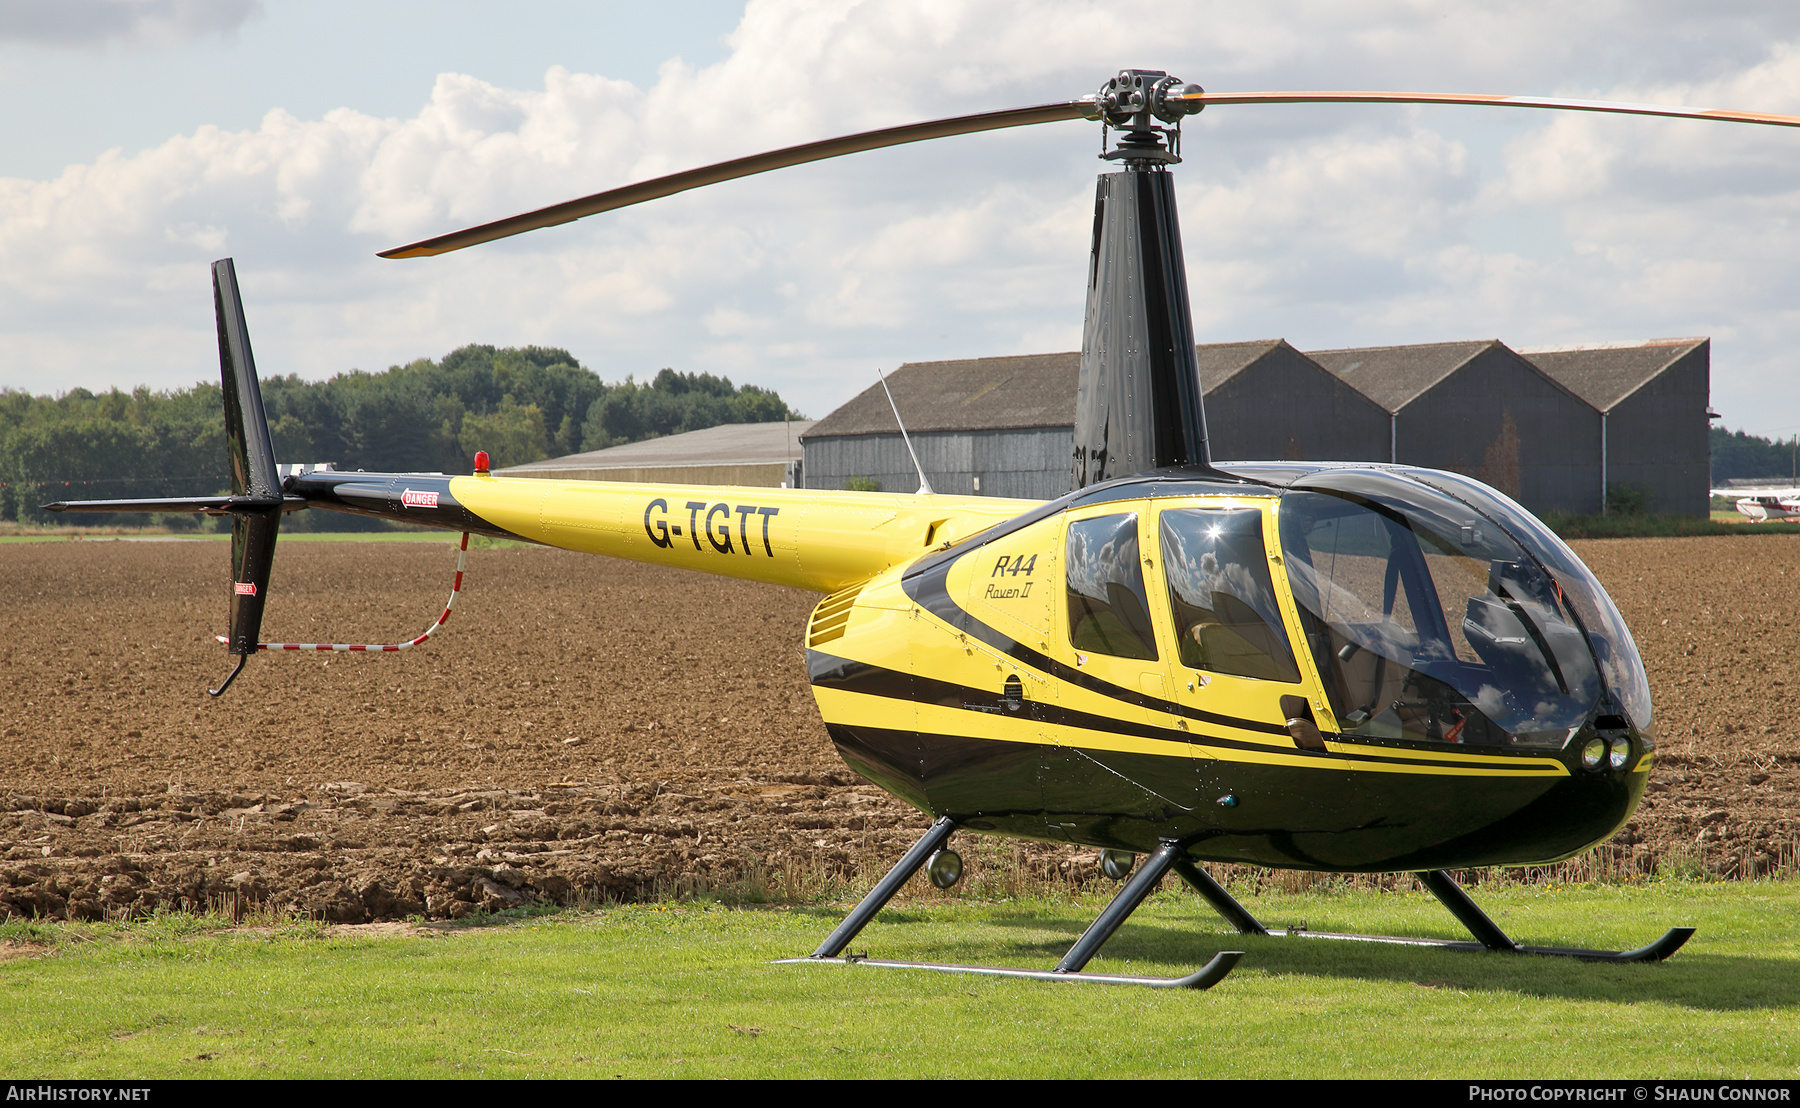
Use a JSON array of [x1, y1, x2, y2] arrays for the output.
[[1041, 502, 1200, 847], [1148, 498, 1370, 867]]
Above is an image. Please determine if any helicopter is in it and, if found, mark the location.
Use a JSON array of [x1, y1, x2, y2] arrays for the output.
[[51, 70, 1800, 990]]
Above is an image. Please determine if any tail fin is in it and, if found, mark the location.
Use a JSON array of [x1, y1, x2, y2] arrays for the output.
[[210, 259, 284, 694], [215, 258, 282, 504]]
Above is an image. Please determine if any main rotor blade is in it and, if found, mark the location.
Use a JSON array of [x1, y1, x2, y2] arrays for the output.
[[1176, 89, 1800, 129], [381, 87, 1800, 260], [379, 100, 1092, 259]]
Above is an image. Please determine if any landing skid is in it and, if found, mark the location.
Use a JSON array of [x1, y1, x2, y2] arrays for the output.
[[1177, 862, 1694, 964], [786, 821, 1692, 990], [782, 952, 1242, 990], [788, 818, 1242, 990], [1257, 926, 1695, 963]]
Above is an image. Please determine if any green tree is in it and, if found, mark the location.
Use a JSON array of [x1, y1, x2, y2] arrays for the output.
[[0, 346, 801, 530], [1711, 426, 1798, 485], [458, 395, 551, 469], [579, 368, 803, 451]]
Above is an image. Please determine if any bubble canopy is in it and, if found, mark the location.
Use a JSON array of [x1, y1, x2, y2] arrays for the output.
[[1274, 468, 1652, 750]]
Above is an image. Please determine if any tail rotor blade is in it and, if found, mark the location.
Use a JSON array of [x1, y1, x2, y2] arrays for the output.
[[213, 258, 281, 502]]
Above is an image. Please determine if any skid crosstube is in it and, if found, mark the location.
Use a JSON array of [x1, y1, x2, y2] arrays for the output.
[[798, 820, 1242, 990]]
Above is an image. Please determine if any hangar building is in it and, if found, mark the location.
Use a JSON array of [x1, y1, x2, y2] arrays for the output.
[[800, 342, 1394, 499], [796, 353, 1078, 500], [1198, 340, 1389, 464], [799, 337, 1713, 516], [1308, 340, 1599, 514], [1517, 339, 1713, 517]]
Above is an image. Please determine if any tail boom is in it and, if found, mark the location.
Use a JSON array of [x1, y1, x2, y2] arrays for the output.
[[290, 468, 1039, 595]]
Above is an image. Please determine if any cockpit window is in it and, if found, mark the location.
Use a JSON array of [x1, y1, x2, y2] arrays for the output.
[[1159, 508, 1299, 682], [1066, 512, 1158, 660], [1401, 468, 1653, 742], [1278, 483, 1601, 748]]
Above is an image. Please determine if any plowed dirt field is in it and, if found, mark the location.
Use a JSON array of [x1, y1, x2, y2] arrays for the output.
[[1, 534, 1795, 922]]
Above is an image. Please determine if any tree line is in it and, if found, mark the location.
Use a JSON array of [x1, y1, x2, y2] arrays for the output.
[[0, 345, 802, 527], [1711, 426, 1800, 486]]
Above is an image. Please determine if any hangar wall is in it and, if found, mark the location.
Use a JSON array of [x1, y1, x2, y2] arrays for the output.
[[800, 427, 1073, 499]]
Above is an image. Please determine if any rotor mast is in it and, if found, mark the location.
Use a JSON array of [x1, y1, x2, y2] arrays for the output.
[[1071, 70, 1211, 490]]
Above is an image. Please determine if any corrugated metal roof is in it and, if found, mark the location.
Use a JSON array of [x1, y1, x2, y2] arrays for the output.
[[497, 419, 813, 474], [1308, 341, 1495, 413], [1517, 338, 1707, 412], [714, 334, 1704, 449], [802, 343, 1290, 439], [801, 352, 1080, 438]]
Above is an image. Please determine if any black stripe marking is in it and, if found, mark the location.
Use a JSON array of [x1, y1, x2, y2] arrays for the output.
[[895, 498, 1563, 773], [807, 650, 1559, 775]]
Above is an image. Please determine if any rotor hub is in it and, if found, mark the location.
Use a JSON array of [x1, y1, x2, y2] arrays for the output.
[[1088, 69, 1204, 164]]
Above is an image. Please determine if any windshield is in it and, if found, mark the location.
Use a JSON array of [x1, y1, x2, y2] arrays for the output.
[[1401, 469, 1653, 741], [1277, 471, 1620, 749]]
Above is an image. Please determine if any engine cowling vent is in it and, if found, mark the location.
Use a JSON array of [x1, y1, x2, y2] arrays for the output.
[[807, 584, 864, 647]]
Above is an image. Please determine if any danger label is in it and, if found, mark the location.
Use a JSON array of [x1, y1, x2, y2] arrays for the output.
[[233, 582, 257, 596], [401, 489, 439, 509]]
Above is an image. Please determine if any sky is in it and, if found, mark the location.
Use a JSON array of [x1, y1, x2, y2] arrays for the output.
[[5, 0, 1800, 437]]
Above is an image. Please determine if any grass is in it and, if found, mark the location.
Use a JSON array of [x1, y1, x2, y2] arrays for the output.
[[1, 878, 1796, 1078]]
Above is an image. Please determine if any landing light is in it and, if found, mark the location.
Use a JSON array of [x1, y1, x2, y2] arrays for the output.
[[1582, 737, 1607, 770], [1100, 849, 1136, 880], [926, 849, 963, 890]]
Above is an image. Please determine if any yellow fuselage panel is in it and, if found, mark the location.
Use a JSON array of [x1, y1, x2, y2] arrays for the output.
[[809, 491, 1570, 782], [449, 474, 1038, 594]]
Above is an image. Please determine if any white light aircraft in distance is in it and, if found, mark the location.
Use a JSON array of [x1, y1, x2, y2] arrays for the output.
[[1712, 487, 1800, 522]]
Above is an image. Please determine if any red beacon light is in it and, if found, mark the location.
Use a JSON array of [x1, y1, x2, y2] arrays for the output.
[[473, 450, 490, 475]]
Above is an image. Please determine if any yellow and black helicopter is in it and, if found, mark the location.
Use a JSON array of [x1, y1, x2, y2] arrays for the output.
[[53, 71, 1800, 989]]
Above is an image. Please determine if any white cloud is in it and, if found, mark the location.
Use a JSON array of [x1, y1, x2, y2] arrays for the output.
[[6, 0, 1800, 433], [0, 0, 259, 47]]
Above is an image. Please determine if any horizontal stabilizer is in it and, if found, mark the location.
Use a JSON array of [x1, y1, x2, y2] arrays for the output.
[[42, 495, 307, 515]]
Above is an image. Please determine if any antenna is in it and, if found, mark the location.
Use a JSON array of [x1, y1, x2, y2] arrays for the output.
[[877, 368, 933, 495]]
